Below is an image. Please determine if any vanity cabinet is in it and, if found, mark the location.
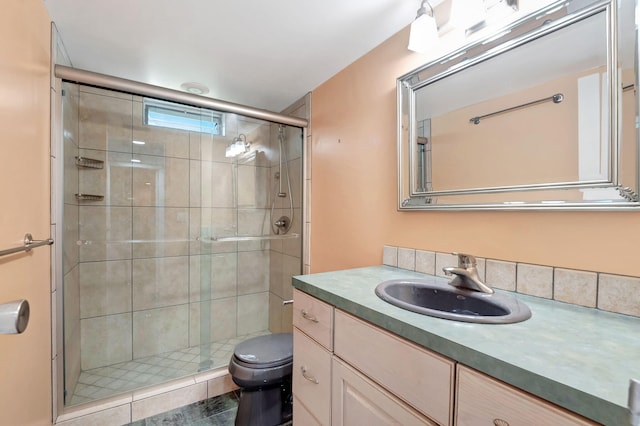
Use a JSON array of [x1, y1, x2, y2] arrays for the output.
[[292, 290, 598, 426], [455, 365, 598, 426]]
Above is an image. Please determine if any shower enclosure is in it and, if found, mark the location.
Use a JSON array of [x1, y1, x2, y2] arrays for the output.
[[59, 82, 303, 406]]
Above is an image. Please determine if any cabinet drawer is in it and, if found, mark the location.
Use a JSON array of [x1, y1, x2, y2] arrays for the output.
[[332, 357, 438, 426], [293, 328, 332, 425], [334, 310, 454, 426], [293, 289, 334, 350], [455, 365, 599, 426]]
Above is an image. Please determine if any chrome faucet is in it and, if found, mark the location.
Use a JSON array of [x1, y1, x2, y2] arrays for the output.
[[443, 253, 494, 294]]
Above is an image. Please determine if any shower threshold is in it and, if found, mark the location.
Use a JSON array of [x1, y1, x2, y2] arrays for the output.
[[66, 331, 270, 406]]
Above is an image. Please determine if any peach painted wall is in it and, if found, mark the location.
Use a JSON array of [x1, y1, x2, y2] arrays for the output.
[[310, 25, 640, 278], [0, 1, 52, 425]]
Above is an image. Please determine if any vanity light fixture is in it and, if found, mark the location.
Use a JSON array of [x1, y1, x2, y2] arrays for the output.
[[225, 134, 250, 158], [408, 0, 439, 53], [450, 0, 487, 35], [451, 0, 519, 36]]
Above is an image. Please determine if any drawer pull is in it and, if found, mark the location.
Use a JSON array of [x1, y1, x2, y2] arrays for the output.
[[493, 419, 510, 426], [301, 309, 319, 323], [300, 366, 319, 384]]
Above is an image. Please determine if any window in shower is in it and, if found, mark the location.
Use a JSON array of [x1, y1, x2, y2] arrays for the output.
[[144, 98, 224, 135]]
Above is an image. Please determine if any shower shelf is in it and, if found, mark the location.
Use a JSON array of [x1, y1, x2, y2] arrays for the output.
[[75, 193, 104, 201], [75, 156, 104, 169]]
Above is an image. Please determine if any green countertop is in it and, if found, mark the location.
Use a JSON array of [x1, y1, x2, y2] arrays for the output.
[[292, 265, 640, 426]]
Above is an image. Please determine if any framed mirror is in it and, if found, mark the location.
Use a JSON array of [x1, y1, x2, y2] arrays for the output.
[[398, 0, 639, 210]]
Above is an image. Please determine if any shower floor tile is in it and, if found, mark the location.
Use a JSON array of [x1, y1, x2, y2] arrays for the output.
[[67, 331, 269, 406]]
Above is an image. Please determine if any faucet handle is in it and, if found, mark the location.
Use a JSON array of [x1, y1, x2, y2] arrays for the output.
[[452, 252, 477, 268]]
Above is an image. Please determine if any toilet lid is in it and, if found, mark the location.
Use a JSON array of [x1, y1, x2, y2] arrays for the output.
[[233, 333, 293, 367]]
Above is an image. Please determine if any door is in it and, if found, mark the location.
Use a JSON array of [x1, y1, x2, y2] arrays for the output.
[[0, 1, 53, 424]]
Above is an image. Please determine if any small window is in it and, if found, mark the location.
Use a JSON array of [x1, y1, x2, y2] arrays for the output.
[[143, 98, 224, 135]]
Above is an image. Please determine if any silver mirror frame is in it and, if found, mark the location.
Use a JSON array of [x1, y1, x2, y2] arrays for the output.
[[397, 0, 640, 210]]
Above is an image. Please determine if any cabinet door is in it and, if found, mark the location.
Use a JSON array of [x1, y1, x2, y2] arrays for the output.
[[332, 357, 438, 426], [294, 396, 323, 426], [334, 310, 454, 425], [293, 328, 332, 425], [455, 366, 598, 426]]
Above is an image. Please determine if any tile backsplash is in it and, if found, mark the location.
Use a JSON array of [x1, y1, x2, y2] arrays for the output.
[[383, 245, 640, 318]]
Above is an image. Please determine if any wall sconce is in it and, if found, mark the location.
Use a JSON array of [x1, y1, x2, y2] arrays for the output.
[[225, 134, 250, 158], [408, 0, 439, 53]]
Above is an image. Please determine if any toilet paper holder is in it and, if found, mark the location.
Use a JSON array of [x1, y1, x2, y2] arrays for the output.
[[0, 299, 30, 334]]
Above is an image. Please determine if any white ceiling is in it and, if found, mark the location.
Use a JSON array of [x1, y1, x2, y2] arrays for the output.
[[43, 0, 428, 112]]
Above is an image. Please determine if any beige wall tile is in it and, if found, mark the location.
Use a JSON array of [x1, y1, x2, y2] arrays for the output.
[[554, 268, 597, 307], [598, 274, 640, 316], [189, 298, 238, 346], [64, 266, 81, 397], [79, 91, 133, 153], [282, 254, 301, 301], [81, 313, 132, 370], [80, 260, 132, 318], [485, 259, 517, 291], [132, 155, 189, 207], [207, 374, 238, 398], [238, 250, 270, 295], [132, 207, 189, 258], [237, 292, 269, 335], [397, 248, 416, 271], [55, 403, 131, 426], [210, 162, 236, 208], [133, 305, 189, 358], [282, 209, 302, 258], [238, 209, 270, 238], [289, 158, 303, 209], [415, 250, 436, 275], [133, 256, 189, 310], [131, 382, 207, 421], [517, 263, 553, 299], [237, 164, 270, 208], [79, 206, 132, 262], [63, 203, 79, 275], [190, 253, 238, 301], [383, 246, 398, 267], [269, 293, 284, 333], [269, 251, 284, 298]]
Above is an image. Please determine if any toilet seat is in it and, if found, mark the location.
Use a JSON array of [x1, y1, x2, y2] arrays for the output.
[[229, 333, 293, 389], [233, 333, 293, 368]]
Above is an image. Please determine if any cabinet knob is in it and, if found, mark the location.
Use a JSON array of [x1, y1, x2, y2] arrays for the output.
[[301, 309, 319, 323], [493, 419, 510, 426], [300, 366, 319, 384]]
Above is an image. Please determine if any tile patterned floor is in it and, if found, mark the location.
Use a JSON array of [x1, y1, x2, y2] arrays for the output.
[[127, 391, 294, 426], [67, 331, 269, 406], [128, 391, 240, 426]]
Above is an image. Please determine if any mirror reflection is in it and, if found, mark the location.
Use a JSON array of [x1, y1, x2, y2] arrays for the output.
[[398, 0, 639, 209]]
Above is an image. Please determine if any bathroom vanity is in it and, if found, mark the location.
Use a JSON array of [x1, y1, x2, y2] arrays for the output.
[[291, 266, 640, 425]]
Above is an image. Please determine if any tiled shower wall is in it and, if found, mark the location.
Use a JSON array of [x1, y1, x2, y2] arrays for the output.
[[268, 94, 308, 333], [62, 83, 294, 374]]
